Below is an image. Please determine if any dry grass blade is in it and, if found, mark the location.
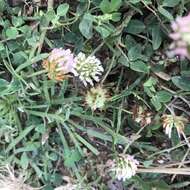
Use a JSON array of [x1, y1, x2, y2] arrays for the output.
[[137, 167, 190, 175], [0, 166, 39, 190]]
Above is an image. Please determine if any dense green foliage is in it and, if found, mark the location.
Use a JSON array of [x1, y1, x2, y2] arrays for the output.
[[0, 0, 190, 189]]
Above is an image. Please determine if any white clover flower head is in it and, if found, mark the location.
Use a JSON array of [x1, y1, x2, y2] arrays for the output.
[[74, 52, 104, 86], [162, 114, 188, 138], [110, 154, 139, 181], [43, 48, 76, 81], [85, 85, 107, 111]]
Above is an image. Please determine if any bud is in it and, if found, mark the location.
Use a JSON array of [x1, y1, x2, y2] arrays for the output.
[[85, 85, 107, 111]]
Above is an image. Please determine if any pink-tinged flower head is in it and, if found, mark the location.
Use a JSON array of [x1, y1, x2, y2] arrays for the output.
[[109, 154, 139, 181], [169, 14, 190, 59], [43, 48, 77, 81]]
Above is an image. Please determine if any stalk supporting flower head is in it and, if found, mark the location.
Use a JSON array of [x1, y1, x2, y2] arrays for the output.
[[55, 185, 94, 190], [162, 114, 188, 138], [109, 154, 139, 181], [74, 52, 104, 86], [169, 14, 190, 59], [43, 48, 77, 81], [54, 184, 83, 190], [85, 85, 107, 111]]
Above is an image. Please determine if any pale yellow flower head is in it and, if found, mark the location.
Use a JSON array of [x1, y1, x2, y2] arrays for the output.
[[162, 114, 188, 138], [85, 85, 107, 111]]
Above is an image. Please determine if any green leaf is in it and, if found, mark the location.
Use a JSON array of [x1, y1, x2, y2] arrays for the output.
[[6, 125, 35, 152], [64, 149, 82, 168], [50, 173, 62, 185], [75, 133, 99, 155], [162, 0, 181, 7], [143, 77, 157, 87], [144, 43, 154, 58], [12, 16, 24, 27], [100, 0, 110, 13], [143, 160, 153, 168], [13, 51, 27, 66], [15, 142, 40, 154], [0, 0, 6, 12], [125, 35, 137, 50], [148, 180, 170, 190], [130, 60, 149, 73], [118, 55, 129, 67], [151, 96, 162, 111], [184, 125, 190, 139], [0, 79, 9, 92], [151, 25, 162, 50], [158, 6, 173, 20], [19, 25, 31, 35], [0, 42, 4, 51], [0, 79, 21, 96], [171, 181, 190, 189], [16, 53, 49, 72], [79, 13, 94, 39], [100, 0, 122, 13], [128, 0, 141, 4], [43, 185, 54, 190], [128, 44, 142, 61], [125, 19, 145, 34], [20, 152, 29, 170], [172, 76, 190, 91], [109, 0, 122, 12], [143, 0, 152, 5], [46, 9, 56, 21], [156, 90, 172, 103], [47, 152, 58, 161], [111, 12, 121, 22], [57, 3, 69, 16], [95, 25, 112, 38], [31, 163, 43, 178], [6, 27, 18, 39], [35, 124, 46, 134]]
